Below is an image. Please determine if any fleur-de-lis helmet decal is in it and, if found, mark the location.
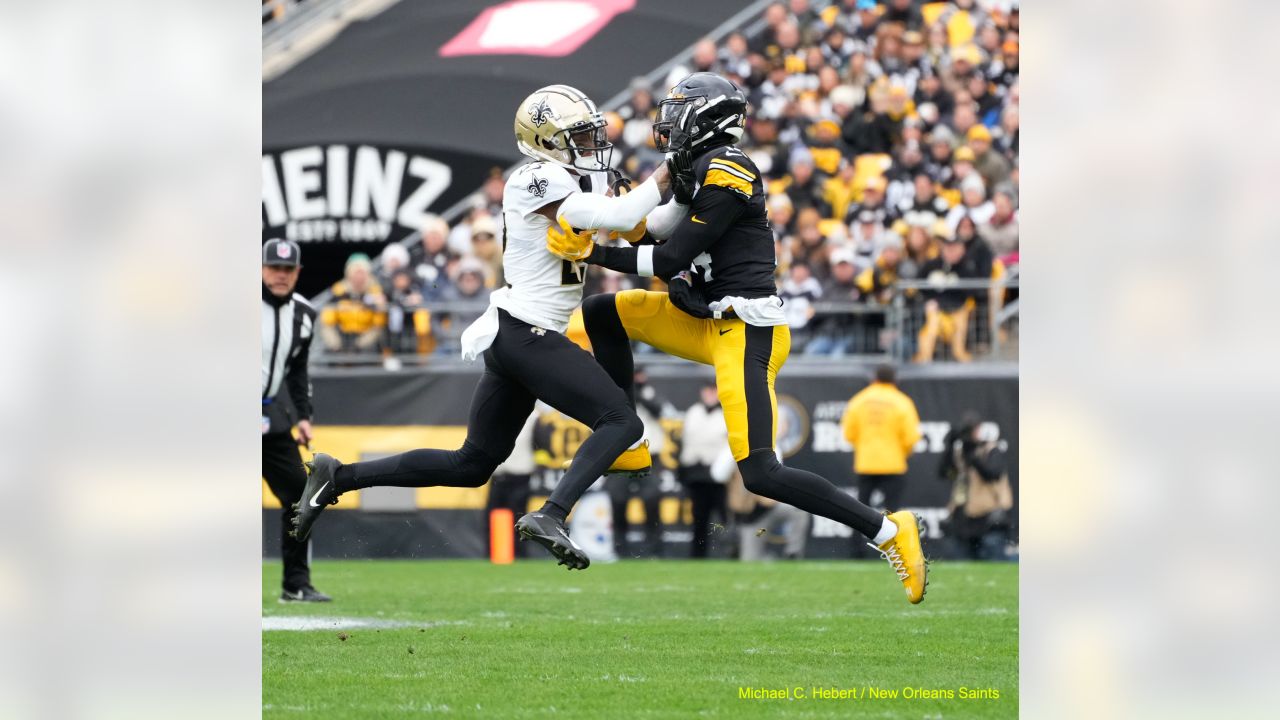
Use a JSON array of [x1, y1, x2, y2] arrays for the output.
[[528, 97, 557, 128]]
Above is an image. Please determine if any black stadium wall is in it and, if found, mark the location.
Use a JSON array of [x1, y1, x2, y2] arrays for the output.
[[264, 365, 1017, 560], [264, 0, 755, 296]]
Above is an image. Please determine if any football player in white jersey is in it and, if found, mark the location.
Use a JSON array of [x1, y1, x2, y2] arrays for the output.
[[290, 85, 673, 570]]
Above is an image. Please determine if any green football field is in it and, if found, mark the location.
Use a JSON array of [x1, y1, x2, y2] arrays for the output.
[[263, 559, 1017, 719]]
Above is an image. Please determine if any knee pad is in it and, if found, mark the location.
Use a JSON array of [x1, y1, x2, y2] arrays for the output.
[[738, 449, 783, 497], [453, 441, 502, 487]]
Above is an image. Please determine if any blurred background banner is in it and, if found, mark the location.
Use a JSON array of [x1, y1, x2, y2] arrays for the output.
[[264, 0, 754, 294]]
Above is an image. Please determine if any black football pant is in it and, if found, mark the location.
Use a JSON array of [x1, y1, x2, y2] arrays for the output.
[[262, 431, 312, 591], [334, 309, 642, 520]]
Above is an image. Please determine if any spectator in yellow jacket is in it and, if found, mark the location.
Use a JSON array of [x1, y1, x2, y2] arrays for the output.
[[840, 364, 922, 513]]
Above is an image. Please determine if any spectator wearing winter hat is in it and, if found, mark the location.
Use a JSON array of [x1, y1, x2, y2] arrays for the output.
[[384, 269, 433, 356], [967, 123, 1011, 189], [988, 38, 1019, 89], [780, 262, 823, 346], [900, 220, 944, 281], [938, 144, 977, 205], [915, 228, 986, 363], [409, 214, 457, 301], [377, 242, 412, 289], [849, 209, 884, 271], [843, 174, 889, 227], [804, 117, 845, 176], [468, 214, 503, 287], [320, 253, 387, 355], [788, 207, 833, 280], [894, 172, 950, 229], [979, 185, 1018, 261], [946, 173, 995, 230], [804, 247, 860, 356], [820, 25, 856, 72], [849, 0, 881, 43], [823, 247, 862, 302], [767, 193, 796, 242], [782, 146, 828, 214], [857, 232, 907, 306]]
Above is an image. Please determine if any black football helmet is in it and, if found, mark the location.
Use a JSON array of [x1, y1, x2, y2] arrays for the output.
[[652, 72, 748, 154]]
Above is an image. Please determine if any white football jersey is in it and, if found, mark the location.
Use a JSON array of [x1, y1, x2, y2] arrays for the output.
[[496, 162, 607, 332]]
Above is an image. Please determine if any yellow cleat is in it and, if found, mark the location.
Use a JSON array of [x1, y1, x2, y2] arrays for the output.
[[871, 511, 929, 604], [560, 440, 652, 477], [607, 440, 651, 476]]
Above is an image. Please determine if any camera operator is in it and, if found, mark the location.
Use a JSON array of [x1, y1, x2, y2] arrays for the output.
[[939, 411, 1013, 560]]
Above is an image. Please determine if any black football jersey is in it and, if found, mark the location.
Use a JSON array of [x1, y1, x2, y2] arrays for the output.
[[688, 145, 778, 300]]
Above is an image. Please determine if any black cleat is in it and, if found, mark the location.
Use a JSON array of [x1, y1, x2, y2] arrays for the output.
[[279, 585, 332, 603], [290, 453, 341, 542], [515, 512, 590, 570]]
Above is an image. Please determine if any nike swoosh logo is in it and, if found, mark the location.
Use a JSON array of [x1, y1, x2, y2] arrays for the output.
[[556, 526, 581, 549], [719, 328, 731, 335], [690, 215, 707, 224], [308, 481, 330, 508]]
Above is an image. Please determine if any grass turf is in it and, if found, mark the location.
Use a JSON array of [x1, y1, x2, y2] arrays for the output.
[[263, 559, 1017, 719]]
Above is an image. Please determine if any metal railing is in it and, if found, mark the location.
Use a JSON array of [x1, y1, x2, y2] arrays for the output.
[[311, 276, 1019, 369]]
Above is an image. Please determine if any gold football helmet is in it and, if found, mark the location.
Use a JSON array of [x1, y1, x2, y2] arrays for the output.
[[514, 85, 612, 173]]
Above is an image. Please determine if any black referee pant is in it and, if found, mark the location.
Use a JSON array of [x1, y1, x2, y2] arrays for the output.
[[262, 431, 312, 591]]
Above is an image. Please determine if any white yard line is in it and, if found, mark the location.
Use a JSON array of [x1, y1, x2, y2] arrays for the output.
[[262, 616, 466, 631]]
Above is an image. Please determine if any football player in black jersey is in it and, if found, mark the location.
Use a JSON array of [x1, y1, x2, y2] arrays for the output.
[[546, 73, 928, 603]]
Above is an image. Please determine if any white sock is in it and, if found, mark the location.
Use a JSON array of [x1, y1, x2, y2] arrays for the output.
[[627, 439, 644, 451], [872, 517, 898, 546]]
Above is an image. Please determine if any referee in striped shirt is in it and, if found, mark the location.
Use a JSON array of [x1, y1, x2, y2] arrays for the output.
[[262, 239, 330, 602]]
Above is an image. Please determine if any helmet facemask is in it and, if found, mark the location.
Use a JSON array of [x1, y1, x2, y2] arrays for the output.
[[652, 96, 706, 153], [556, 117, 613, 173]]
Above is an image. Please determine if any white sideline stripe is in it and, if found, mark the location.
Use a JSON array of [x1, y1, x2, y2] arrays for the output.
[[262, 616, 449, 631]]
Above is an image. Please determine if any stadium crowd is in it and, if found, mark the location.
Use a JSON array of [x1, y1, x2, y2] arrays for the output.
[[317, 0, 1019, 363]]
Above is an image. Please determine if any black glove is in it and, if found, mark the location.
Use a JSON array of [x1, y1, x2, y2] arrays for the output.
[[667, 271, 713, 319], [667, 149, 696, 205]]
